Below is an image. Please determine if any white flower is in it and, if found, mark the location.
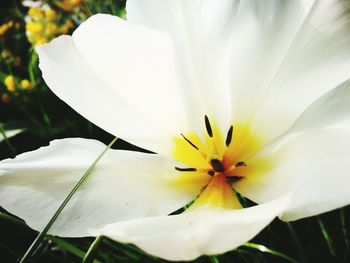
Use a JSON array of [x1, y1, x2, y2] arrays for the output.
[[1, 0, 350, 261]]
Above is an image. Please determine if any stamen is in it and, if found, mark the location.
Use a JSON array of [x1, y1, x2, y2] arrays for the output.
[[226, 176, 242, 183], [204, 115, 213, 137], [181, 133, 199, 150], [175, 167, 197, 172], [235, 161, 247, 167], [210, 159, 225, 172], [225, 125, 233, 146], [207, 170, 215, 176]]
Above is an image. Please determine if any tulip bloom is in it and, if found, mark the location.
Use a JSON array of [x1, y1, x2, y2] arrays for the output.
[[1, 0, 350, 261]]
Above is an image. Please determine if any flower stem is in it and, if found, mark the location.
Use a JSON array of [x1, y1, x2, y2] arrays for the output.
[[19, 137, 118, 263]]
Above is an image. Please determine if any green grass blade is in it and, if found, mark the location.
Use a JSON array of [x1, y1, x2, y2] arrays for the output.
[[47, 236, 86, 259], [19, 137, 118, 263], [243, 242, 298, 263], [317, 217, 337, 258], [83, 236, 103, 263], [209, 255, 220, 263], [0, 123, 16, 156], [340, 208, 349, 251]]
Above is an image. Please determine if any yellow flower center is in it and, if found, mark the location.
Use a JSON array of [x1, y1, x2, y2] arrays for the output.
[[172, 115, 262, 210]]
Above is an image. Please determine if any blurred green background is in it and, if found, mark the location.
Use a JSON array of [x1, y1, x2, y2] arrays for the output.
[[0, 1, 349, 262]]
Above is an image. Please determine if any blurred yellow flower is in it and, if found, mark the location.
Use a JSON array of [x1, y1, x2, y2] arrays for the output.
[[4, 75, 16, 92], [59, 20, 74, 34], [35, 38, 48, 45], [47, 23, 58, 34], [1, 50, 11, 59], [28, 7, 43, 18], [20, 79, 32, 90], [56, 0, 83, 12], [0, 21, 14, 37], [26, 21, 44, 35], [26, 5, 75, 46], [45, 8, 58, 20]]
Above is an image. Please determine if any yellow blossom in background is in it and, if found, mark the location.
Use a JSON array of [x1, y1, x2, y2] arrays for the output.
[[26, 21, 44, 35], [45, 8, 57, 20], [56, 0, 83, 12], [59, 20, 74, 34], [48, 23, 59, 34], [1, 50, 11, 59], [35, 38, 48, 45], [4, 75, 16, 92], [25, 5, 75, 46], [0, 21, 14, 37], [28, 7, 43, 18], [20, 79, 32, 90]]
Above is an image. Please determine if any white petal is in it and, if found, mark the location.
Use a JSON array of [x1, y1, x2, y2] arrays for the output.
[[236, 81, 350, 220], [93, 195, 290, 261], [127, 1, 350, 144], [37, 15, 189, 156], [127, 0, 240, 133], [125, 0, 307, 134], [228, 0, 310, 125], [239, 0, 350, 144], [291, 79, 350, 131], [0, 138, 199, 237]]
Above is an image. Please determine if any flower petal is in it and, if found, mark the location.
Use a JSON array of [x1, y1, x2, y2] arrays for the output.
[[240, 0, 350, 144], [127, 0, 240, 133], [92, 195, 290, 261], [291, 79, 350, 131], [235, 80, 350, 220], [127, 1, 350, 145], [0, 138, 199, 236], [37, 14, 189, 156]]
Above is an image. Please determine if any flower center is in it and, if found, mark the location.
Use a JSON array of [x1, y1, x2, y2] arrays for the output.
[[172, 115, 261, 209]]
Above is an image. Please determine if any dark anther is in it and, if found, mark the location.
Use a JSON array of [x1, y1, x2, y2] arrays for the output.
[[226, 176, 242, 183], [181, 133, 199, 150], [210, 159, 225, 172], [225, 125, 233, 146], [175, 167, 197, 172], [204, 115, 213, 137], [207, 170, 215, 176], [235, 161, 247, 167]]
